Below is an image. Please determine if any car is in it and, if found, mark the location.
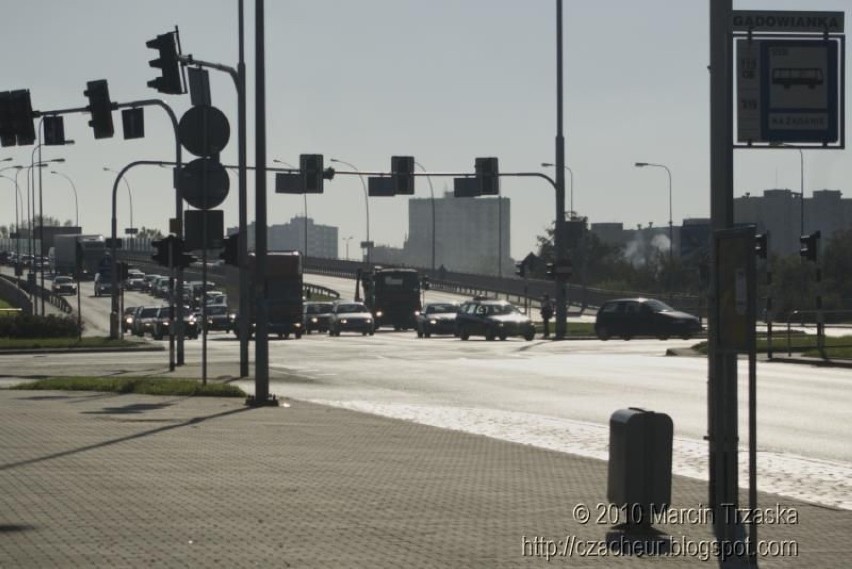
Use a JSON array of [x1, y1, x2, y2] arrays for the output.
[[303, 301, 335, 334], [94, 272, 113, 297], [122, 306, 139, 333], [51, 275, 77, 295], [328, 302, 375, 336], [594, 297, 702, 341], [415, 302, 460, 338], [152, 306, 199, 340], [455, 298, 535, 341], [124, 271, 146, 291], [201, 304, 232, 332], [143, 274, 163, 293], [131, 306, 162, 337]]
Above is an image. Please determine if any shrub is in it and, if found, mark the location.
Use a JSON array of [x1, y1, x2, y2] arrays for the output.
[[0, 313, 82, 338]]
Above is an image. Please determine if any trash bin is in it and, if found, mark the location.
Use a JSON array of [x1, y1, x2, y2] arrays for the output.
[[607, 407, 673, 526]]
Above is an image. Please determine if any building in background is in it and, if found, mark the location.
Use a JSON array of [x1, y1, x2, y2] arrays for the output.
[[734, 189, 852, 256], [404, 193, 511, 276], [232, 217, 338, 259]]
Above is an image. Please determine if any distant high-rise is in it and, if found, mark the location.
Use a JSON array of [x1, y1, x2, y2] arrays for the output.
[[233, 217, 338, 259]]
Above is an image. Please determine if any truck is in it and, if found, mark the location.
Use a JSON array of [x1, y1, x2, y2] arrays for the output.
[[53, 234, 107, 279], [356, 266, 421, 330], [234, 251, 304, 339]]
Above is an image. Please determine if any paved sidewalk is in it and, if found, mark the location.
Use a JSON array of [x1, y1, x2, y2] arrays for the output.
[[0, 390, 848, 568]]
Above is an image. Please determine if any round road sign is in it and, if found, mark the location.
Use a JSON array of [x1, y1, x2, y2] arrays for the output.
[[177, 158, 230, 210], [178, 105, 231, 158]]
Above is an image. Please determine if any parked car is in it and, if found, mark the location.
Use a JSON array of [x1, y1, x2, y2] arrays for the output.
[[328, 302, 375, 336], [455, 298, 535, 341], [415, 302, 460, 338], [303, 301, 335, 334], [201, 304, 232, 332], [594, 298, 702, 341], [51, 275, 77, 295]]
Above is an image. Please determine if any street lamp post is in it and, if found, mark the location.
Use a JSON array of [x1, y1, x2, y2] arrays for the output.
[[273, 159, 309, 259], [103, 167, 134, 250], [28, 157, 65, 314], [330, 158, 371, 266], [634, 162, 674, 267], [343, 236, 353, 260], [0, 174, 22, 264], [49, 171, 79, 227], [541, 162, 574, 218], [414, 161, 436, 270]]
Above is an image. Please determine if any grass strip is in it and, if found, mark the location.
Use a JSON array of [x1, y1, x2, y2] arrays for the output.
[[10, 376, 246, 397]]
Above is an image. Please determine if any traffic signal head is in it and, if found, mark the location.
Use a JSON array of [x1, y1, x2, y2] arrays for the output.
[[84, 80, 115, 139], [391, 156, 415, 195], [799, 231, 820, 262], [475, 157, 499, 196], [152, 237, 172, 267], [146, 32, 183, 95], [43, 115, 66, 145], [755, 232, 768, 259], [176, 251, 196, 269], [421, 275, 430, 290], [545, 262, 555, 279], [220, 233, 240, 266], [300, 154, 324, 193], [515, 261, 526, 278], [9, 90, 36, 145]]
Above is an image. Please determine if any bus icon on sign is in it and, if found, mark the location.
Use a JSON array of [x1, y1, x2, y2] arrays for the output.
[[772, 67, 824, 89]]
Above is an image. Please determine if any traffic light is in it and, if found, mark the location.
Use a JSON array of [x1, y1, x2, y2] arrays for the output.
[[84, 80, 115, 139], [9, 90, 36, 145], [421, 275, 430, 290], [146, 32, 183, 95], [475, 157, 499, 196], [220, 232, 240, 266], [799, 231, 820, 262], [515, 261, 526, 278], [545, 262, 555, 279], [43, 115, 66, 145], [391, 156, 415, 195], [300, 154, 324, 193], [755, 232, 768, 259], [152, 236, 174, 267], [176, 250, 197, 269], [117, 261, 129, 282]]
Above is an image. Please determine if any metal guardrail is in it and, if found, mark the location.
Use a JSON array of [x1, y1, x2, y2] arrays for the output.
[[117, 252, 704, 316]]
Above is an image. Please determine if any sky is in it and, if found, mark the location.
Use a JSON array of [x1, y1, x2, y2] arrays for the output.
[[2, 0, 850, 260]]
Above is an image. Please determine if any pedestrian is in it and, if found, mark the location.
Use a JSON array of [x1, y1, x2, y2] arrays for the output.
[[540, 294, 554, 338]]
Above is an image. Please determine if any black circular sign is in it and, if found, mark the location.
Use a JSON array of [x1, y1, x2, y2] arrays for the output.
[[178, 158, 230, 210], [178, 105, 231, 158]]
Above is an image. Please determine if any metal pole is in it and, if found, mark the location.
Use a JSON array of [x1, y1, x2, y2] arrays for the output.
[[799, 148, 804, 236], [37, 137, 45, 315], [709, 0, 738, 544], [254, 0, 271, 402], [415, 161, 436, 270], [553, 0, 568, 339], [238, 0, 250, 377]]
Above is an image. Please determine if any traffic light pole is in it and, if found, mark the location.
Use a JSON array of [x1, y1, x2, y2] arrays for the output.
[[178, 6, 249, 377], [553, 0, 568, 340]]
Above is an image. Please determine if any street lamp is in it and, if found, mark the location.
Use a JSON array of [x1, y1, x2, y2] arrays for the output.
[[330, 158, 371, 266], [769, 143, 805, 238], [541, 162, 575, 218], [103, 167, 134, 250], [634, 161, 674, 267], [414, 161, 436, 270], [0, 174, 23, 262], [273, 159, 309, 258], [343, 236, 354, 260], [27, 158, 64, 315], [49, 171, 79, 227]]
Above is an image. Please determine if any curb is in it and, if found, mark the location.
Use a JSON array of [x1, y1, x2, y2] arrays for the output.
[[0, 345, 166, 355]]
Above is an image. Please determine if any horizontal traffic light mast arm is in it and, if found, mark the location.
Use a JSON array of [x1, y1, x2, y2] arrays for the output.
[[179, 54, 238, 85], [332, 170, 558, 191]]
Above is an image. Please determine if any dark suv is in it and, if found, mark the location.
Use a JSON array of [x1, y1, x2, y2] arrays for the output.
[[594, 298, 701, 340], [455, 299, 535, 341]]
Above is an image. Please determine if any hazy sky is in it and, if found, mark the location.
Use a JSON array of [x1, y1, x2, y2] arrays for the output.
[[2, 0, 850, 259]]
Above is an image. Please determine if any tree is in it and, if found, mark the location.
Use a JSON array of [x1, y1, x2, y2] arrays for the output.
[[136, 226, 164, 241]]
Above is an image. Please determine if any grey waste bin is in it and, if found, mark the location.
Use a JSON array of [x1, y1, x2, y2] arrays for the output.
[[607, 408, 673, 526]]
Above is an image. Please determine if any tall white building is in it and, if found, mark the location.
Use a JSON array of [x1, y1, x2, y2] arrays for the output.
[[405, 192, 511, 276]]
